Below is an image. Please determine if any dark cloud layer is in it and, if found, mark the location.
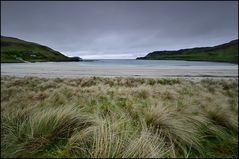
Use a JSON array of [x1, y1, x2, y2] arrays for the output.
[[1, 1, 238, 59]]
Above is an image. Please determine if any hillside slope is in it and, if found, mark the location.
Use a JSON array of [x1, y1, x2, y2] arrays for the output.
[[1, 36, 81, 63], [136, 40, 238, 63]]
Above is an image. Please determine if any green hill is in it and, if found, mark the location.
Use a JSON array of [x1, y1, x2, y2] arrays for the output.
[[136, 39, 238, 63], [1, 36, 82, 63]]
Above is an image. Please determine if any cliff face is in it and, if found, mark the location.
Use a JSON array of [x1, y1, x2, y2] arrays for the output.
[[136, 39, 238, 63]]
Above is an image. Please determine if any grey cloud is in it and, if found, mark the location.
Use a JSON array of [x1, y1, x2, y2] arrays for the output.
[[1, 1, 238, 59]]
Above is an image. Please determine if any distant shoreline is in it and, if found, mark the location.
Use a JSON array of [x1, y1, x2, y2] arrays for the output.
[[136, 59, 239, 64], [0, 59, 99, 63], [1, 59, 238, 64], [136, 39, 238, 64]]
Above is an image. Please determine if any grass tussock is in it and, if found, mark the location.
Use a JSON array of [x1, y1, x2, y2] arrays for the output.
[[1, 76, 238, 158]]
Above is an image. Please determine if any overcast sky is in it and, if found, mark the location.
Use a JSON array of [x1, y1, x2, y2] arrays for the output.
[[1, 1, 238, 59]]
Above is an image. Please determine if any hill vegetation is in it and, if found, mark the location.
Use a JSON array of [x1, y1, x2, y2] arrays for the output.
[[137, 40, 238, 63], [1, 76, 238, 158], [1, 36, 82, 63]]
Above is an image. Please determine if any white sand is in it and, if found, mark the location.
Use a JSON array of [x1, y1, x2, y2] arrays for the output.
[[1, 62, 238, 80]]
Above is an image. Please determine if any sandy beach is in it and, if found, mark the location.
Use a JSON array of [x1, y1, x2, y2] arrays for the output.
[[1, 62, 238, 80]]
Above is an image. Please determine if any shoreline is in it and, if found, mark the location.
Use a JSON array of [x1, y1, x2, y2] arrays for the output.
[[1, 62, 238, 80], [1, 58, 238, 64], [135, 58, 238, 64], [1, 73, 238, 82]]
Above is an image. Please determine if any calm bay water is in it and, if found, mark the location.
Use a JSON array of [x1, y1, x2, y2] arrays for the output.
[[80, 59, 237, 67]]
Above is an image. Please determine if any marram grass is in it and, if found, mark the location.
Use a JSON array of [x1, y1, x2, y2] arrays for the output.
[[1, 76, 238, 158]]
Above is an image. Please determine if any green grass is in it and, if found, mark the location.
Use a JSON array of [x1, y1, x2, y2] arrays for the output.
[[1, 36, 78, 63], [137, 39, 238, 63], [1, 76, 238, 158]]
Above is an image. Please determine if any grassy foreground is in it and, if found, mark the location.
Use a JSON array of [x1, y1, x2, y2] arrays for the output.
[[1, 76, 238, 158]]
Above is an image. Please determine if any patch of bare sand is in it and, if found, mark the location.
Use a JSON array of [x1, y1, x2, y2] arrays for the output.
[[1, 62, 238, 81]]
